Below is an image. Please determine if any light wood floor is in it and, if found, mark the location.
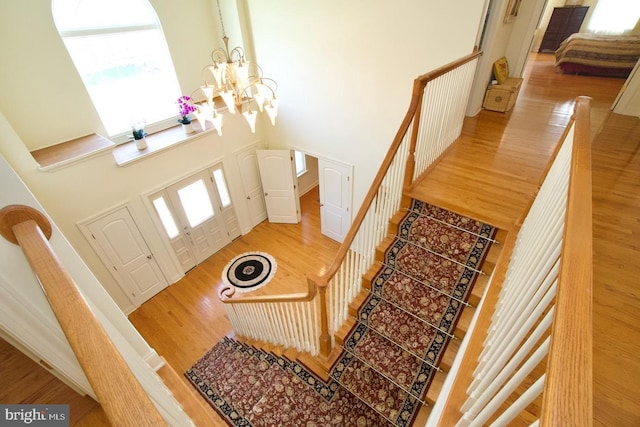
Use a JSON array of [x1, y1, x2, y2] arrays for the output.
[[0, 336, 103, 426], [129, 185, 340, 374], [2, 53, 637, 426]]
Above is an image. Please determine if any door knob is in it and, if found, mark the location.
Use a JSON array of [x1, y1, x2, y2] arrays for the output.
[[147, 255, 152, 260], [264, 192, 268, 197], [246, 196, 251, 200]]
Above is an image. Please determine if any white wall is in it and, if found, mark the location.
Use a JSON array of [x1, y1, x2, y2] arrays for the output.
[[0, 0, 488, 311], [613, 62, 640, 116], [467, 0, 548, 115], [468, 0, 516, 115], [245, 0, 487, 210], [0, 1, 268, 311]]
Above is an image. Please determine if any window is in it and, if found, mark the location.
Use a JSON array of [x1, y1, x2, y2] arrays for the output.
[[152, 196, 179, 239], [52, 0, 181, 138], [212, 168, 232, 208], [294, 150, 307, 177], [587, 0, 640, 34], [177, 180, 215, 228]]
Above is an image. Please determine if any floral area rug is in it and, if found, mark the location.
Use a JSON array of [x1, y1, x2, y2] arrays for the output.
[[187, 200, 496, 426], [186, 337, 392, 426], [330, 200, 496, 425]]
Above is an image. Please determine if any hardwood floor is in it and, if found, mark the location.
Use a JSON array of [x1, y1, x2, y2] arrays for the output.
[[408, 53, 625, 230], [129, 185, 340, 375], [0, 336, 106, 426], [591, 113, 640, 427], [3, 53, 637, 425]]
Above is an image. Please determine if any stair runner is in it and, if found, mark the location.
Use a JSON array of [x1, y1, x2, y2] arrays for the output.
[[186, 200, 496, 426]]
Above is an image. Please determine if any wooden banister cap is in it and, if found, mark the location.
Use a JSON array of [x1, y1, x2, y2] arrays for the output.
[[0, 205, 52, 245]]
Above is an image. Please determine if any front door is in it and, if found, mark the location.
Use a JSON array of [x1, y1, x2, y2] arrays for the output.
[[257, 149, 301, 224], [151, 169, 233, 272], [86, 206, 168, 306]]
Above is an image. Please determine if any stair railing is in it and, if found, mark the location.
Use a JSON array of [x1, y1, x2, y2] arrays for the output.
[[436, 96, 592, 426], [0, 206, 168, 427], [219, 49, 481, 357]]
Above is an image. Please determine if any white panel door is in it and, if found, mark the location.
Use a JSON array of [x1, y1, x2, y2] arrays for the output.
[[166, 171, 231, 265], [257, 149, 301, 224], [318, 158, 353, 242], [87, 207, 168, 306], [235, 145, 268, 227]]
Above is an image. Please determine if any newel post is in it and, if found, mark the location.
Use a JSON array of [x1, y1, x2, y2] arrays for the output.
[[309, 275, 332, 357], [403, 80, 425, 192]]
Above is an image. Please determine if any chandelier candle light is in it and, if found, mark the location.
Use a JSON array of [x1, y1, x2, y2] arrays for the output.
[[192, 0, 278, 135]]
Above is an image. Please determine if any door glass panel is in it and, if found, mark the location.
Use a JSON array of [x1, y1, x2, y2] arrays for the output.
[[152, 196, 179, 238], [177, 179, 214, 227], [212, 168, 231, 208]]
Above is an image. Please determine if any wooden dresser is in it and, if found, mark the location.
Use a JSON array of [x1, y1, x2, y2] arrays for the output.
[[539, 6, 589, 53]]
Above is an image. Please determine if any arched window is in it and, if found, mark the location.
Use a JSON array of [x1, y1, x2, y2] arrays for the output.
[[52, 0, 181, 137]]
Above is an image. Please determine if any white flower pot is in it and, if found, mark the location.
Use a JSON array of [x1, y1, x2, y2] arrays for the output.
[[135, 138, 148, 150], [182, 123, 195, 134]]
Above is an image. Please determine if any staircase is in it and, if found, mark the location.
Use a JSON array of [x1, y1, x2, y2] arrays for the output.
[[187, 200, 500, 426]]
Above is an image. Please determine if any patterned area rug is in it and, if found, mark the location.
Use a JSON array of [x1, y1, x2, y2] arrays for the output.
[[186, 337, 392, 426], [222, 252, 277, 293], [329, 200, 496, 425], [187, 200, 496, 426]]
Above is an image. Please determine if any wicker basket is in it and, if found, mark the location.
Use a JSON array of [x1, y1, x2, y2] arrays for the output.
[[483, 77, 523, 112]]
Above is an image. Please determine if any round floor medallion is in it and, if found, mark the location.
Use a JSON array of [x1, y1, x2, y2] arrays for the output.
[[221, 252, 277, 293]]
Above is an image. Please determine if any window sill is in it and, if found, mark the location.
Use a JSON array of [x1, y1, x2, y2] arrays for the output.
[[112, 122, 213, 166], [29, 117, 221, 171], [31, 133, 115, 171]]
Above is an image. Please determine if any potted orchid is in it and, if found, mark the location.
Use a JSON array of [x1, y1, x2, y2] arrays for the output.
[[177, 95, 197, 134]]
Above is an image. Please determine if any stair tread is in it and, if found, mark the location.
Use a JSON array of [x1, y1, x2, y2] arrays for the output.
[[343, 324, 436, 394], [332, 354, 420, 422], [358, 297, 453, 363]]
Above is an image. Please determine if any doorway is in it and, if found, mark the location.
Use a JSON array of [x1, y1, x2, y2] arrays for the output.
[[292, 149, 353, 243], [149, 165, 240, 273]]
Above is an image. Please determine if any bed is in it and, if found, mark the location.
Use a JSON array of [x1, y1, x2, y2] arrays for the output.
[[555, 33, 640, 78]]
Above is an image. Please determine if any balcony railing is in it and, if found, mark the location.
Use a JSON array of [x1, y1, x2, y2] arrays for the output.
[[218, 49, 482, 357]]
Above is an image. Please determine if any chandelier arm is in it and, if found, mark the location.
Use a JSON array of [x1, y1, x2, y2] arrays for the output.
[[228, 46, 246, 64], [259, 77, 279, 95], [200, 65, 215, 86], [211, 47, 228, 64]]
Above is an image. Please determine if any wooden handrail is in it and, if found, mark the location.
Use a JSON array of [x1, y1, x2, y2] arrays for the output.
[[540, 96, 592, 425], [0, 205, 167, 427], [437, 96, 593, 425], [218, 277, 317, 303]]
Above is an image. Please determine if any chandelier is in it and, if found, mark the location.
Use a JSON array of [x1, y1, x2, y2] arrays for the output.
[[193, 1, 278, 135]]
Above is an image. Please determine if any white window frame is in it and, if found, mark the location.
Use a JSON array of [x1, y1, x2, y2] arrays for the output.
[[52, 0, 182, 142]]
